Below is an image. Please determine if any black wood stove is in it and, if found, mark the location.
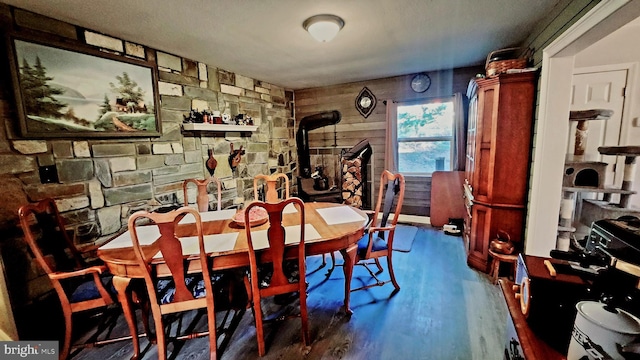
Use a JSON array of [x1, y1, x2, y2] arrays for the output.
[[295, 111, 372, 208]]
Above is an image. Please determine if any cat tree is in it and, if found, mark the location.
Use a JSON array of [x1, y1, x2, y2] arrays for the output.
[[557, 110, 639, 251]]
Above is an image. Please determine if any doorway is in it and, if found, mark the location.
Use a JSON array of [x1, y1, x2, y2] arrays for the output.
[[571, 70, 628, 211], [526, 0, 640, 257]]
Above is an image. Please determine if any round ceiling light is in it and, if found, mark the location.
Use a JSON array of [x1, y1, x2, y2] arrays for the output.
[[303, 14, 345, 42]]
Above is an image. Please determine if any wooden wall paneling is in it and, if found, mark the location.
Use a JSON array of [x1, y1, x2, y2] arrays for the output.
[[403, 205, 429, 216], [295, 66, 484, 216]]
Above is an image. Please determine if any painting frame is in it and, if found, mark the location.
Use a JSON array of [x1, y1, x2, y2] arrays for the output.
[[7, 32, 162, 139]]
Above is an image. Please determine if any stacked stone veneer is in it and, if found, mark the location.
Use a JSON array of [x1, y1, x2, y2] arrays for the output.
[[0, 6, 296, 304]]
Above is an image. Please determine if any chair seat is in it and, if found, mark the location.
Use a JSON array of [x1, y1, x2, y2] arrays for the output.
[[357, 234, 388, 258], [157, 275, 206, 304], [70, 275, 115, 303], [243, 198, 309, 356]]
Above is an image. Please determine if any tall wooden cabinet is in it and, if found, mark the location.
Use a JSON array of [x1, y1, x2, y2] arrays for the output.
[[463, 72, 536, 272]]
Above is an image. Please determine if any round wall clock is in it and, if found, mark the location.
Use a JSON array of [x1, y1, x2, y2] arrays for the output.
[[411, 73, 431, 93], [355, 87, 376, 118]]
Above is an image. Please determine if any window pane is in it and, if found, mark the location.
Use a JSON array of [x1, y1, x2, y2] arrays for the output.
[[398, 141, 451, 174], [397, 102, 454, 139]]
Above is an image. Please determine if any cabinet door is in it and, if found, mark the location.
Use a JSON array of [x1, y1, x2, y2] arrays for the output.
[[491, 77, 535, 205], [468, 203, 491, 272], [468, 202, 526, 273], [473, 83, 499, 203]]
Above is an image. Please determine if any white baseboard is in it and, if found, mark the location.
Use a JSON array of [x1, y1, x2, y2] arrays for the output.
[[398, 214, 431, 225], [377, 213, 431, 225]]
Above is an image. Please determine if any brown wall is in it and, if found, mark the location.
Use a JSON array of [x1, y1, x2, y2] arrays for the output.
[[294, 66, 483, 215]]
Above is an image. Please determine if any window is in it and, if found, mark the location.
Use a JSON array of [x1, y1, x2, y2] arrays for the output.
[[397, 98, 454, 174]]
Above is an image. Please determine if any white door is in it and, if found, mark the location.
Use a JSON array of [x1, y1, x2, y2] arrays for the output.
[[569, 70, 627, 188]]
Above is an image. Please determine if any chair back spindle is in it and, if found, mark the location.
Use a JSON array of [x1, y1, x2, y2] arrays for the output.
[[377, 177, 403, 239], [183, 177, 222, 212], [128, 207, 218, 360], [244, 197, 309, 355], [351, 170, 405, 293], [253, 173, 290, 203]]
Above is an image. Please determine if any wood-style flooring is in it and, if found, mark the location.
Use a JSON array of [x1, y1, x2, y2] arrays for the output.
[[64, 225, 508, 359]]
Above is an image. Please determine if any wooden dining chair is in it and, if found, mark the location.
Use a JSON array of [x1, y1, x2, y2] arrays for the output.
[[244, 197, 309, 356], [352, 170, 405, 293], [253, 173, 289, 203], [128, 207, 218, 360], [183, 177, 222, 212], [18, 198, 133, 360]]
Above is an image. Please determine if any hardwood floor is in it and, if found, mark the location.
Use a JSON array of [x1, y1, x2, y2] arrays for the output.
[[67, 226, 507, 360]]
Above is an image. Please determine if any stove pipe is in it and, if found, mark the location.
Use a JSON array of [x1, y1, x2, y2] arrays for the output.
[[296, 110, 341, 178]]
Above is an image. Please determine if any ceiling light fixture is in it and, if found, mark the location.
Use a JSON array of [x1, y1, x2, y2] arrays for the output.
[[303, 14, 344, 42]]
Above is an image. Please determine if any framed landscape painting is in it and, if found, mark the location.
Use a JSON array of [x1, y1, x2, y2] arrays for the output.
[[7, 34, 161, 138]]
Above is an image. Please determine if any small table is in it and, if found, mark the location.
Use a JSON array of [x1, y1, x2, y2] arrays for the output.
[[98, 202, 368, 360], [488, 249, 518, 284]]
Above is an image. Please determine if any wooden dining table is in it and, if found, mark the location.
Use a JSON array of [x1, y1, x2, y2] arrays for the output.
[[97, 201, 368, 360]]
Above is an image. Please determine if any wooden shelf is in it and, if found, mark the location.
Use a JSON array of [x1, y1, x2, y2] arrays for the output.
[[182, 123, 258, 132], [562, 186, 636, 194]]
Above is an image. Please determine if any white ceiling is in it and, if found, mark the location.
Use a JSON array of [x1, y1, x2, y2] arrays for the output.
[[2, 0, 560, 90]]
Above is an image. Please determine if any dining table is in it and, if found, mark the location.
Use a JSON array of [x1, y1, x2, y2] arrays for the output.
[[97, 201, 369, 360]]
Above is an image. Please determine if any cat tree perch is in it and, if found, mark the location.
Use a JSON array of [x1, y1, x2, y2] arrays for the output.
[[579, 146, 640, 227], [569, 109, 613, 156], [597, 145, 640, 208]]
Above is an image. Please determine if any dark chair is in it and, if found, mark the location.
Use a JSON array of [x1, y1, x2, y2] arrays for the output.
[[183, 177, 222, 212], [352, 170, 405, 292], [128, 207, 218, 360], [18, 198, 135, 359], [244, 197, 309, 356]]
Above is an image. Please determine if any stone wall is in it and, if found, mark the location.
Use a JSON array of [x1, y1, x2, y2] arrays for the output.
[[0, 5, 296, 309]]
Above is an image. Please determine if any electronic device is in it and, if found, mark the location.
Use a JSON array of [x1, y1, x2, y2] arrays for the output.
[[505, 217, 640, 358]]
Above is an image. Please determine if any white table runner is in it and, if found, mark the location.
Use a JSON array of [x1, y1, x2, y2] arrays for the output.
[[316, 205, 366, 225], [98, 225, 160, 250], [153, 232, 238, 258], [282, 203, 298, 214], [249, 224, 321, 250], [178, 209, 236, 224]]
